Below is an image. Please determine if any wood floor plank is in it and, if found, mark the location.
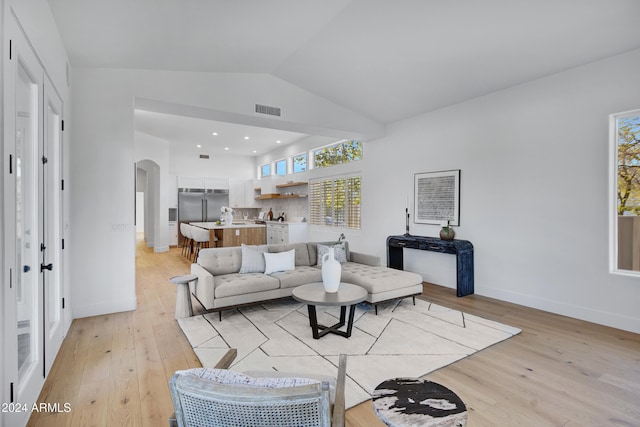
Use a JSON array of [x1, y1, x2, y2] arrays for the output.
[[27, 241, 640, 427]]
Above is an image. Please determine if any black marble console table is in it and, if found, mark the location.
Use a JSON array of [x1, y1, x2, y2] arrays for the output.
[[387, 235, 474, 297]]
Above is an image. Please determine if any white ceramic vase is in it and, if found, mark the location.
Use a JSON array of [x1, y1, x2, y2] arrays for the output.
[[322, 247, 342, 293], [221, 212, 233, 224]]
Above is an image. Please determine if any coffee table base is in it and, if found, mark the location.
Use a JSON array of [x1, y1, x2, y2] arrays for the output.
[[307, 304, 357, 339]]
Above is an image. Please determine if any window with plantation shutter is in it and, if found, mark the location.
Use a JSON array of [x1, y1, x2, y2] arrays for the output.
[[309, 175, 361, 229]]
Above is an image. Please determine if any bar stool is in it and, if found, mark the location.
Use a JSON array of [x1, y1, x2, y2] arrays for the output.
[[190, 226, 211, 262], [180, 223, 191, 257]]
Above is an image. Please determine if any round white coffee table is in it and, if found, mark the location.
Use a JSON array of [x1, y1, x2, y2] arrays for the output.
[[169, 274, 197, 319], [292, 282, 367, 339]]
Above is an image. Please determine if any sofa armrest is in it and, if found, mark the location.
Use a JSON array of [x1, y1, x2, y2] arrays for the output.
[[190, 263, 215, 310], [349, 251, 380, 266]]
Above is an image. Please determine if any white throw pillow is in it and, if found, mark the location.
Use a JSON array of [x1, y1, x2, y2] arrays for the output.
[[317, 243, 347, 267], [239, 244, 268, 274], [263, 249, 296, 274]]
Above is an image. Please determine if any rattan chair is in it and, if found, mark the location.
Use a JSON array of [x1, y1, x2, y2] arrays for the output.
[[169, 349, 346, 427]]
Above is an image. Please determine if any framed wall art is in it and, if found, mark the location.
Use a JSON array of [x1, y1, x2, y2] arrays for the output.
[[414, 170, 460, 225]]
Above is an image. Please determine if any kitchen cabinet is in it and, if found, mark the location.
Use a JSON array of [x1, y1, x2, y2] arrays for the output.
[[266, 222, 309, 244], [229, 178, 261, 208], [214, 225, 266, 247], [228, 178, 245, 208], [168, 222, 178, 246], [177, 176, 229, 191]]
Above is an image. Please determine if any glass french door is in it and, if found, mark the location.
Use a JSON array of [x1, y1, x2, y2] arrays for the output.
[[12, 24, 45, 417], [43, 76, 64, 375], [3, 15, 64, 426]]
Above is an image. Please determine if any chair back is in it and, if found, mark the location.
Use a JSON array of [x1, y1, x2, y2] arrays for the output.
[[191, 226, 209, 243], [170, 373, 332, 427]]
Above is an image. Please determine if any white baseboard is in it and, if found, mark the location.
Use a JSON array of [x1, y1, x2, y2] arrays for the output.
[[479, 287, 640, 334], [72, 297, 137, 319]]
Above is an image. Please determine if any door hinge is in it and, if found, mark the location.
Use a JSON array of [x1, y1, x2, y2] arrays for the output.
[[61, 120, 65, 131], [9, 268, 12, 289], [61, 179, 64, 191], [9, 154, 13, 174], [62, 238, 65, 250], [10, 382, 14, 403], [41, 243, 46, 251], [62, 298, 65, 309], [9, 40, 12, 60], [42, 156, 48, 164]]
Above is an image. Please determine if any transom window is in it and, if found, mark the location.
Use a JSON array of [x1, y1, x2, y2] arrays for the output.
[[293, 153, 307, 173], [313, 140, 362, 169], [275, 159, 287, 176]]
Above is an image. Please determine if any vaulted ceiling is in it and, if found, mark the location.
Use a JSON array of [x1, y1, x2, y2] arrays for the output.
[[48, 0, 640, 127]]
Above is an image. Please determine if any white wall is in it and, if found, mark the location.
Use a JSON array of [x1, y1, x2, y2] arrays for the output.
[[169, 147, 256, 179], [70, 67, 382, 318], [357, 49, 640, 333]]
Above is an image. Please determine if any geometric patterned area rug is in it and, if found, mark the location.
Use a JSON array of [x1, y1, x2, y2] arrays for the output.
[[178, 298, 521, 409]]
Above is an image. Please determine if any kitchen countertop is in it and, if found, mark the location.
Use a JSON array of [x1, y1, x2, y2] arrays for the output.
[[264, 221, 308, 225], [190, 221, 266, 229]]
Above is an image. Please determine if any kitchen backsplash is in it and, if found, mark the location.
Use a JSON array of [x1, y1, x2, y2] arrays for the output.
[[258, 198, 309, 221]]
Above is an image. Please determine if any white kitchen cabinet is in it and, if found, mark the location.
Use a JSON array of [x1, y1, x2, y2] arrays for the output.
[[266, 222, 309, 244], [229, 178, 246, 208], [168, 222, 178, 246], [177, 176, 229, 191]]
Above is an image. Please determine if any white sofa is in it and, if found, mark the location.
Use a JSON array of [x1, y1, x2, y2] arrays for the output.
[[190, 242, 423, 319]]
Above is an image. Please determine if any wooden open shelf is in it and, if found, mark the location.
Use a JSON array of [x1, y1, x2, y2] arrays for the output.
[[275, 181, 307, 188], [255, 194, 308, 200]]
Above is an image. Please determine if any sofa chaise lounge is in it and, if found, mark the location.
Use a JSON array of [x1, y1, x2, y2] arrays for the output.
[[190, 241, 423, 319]]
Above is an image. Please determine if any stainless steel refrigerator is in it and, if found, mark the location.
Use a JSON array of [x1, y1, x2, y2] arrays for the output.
[[178, 188, 229, 223]]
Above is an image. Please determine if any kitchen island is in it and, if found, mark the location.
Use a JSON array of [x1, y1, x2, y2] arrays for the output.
[[190, 222, 266, 247]]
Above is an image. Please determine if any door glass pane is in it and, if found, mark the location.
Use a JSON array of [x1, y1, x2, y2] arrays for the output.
[[16, 62, 39, 380], [45, 103, 61, 331]]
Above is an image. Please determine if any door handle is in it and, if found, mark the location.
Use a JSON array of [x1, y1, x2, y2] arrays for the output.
[[40, 263, 53, 272]]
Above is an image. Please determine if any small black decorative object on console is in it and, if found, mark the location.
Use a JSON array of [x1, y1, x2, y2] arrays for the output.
[[387, 234, 474, 297], [404, 207, 411, 236]]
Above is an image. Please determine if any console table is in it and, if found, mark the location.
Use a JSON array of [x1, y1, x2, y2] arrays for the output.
[[387, 235, 474, 297]]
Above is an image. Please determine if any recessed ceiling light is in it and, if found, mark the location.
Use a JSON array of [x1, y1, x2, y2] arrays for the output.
[[276, 140, 281, 144], [196, 144, 202, 148], [212, 132, 218, 136], [224, 147, 229, 151], [244, 136, 250, 140], [253, 150, 257, 153]]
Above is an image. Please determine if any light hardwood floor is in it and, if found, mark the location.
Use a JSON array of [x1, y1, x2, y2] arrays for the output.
[[28, 242, 640, 426]]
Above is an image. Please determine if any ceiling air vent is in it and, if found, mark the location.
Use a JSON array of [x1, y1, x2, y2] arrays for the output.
[[255, 104, 281, 117], [199, 154, 210, 159]]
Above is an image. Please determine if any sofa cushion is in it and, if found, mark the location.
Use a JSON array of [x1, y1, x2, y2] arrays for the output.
[[340, 262, 423, 294], [214, 273, 280, 298], [239, 244, 268, 274], [198, 247, 242, 276], [264, 249, 296, 274], [316, 243, 348, 266], [307, 241, 350, 266], [268, 243, 311, 266], [269, 266, 323, 289]]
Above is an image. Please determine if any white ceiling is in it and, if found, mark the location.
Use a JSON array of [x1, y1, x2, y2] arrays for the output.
[[134, 110, 309, 156], [48, 0, 640, 145]]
